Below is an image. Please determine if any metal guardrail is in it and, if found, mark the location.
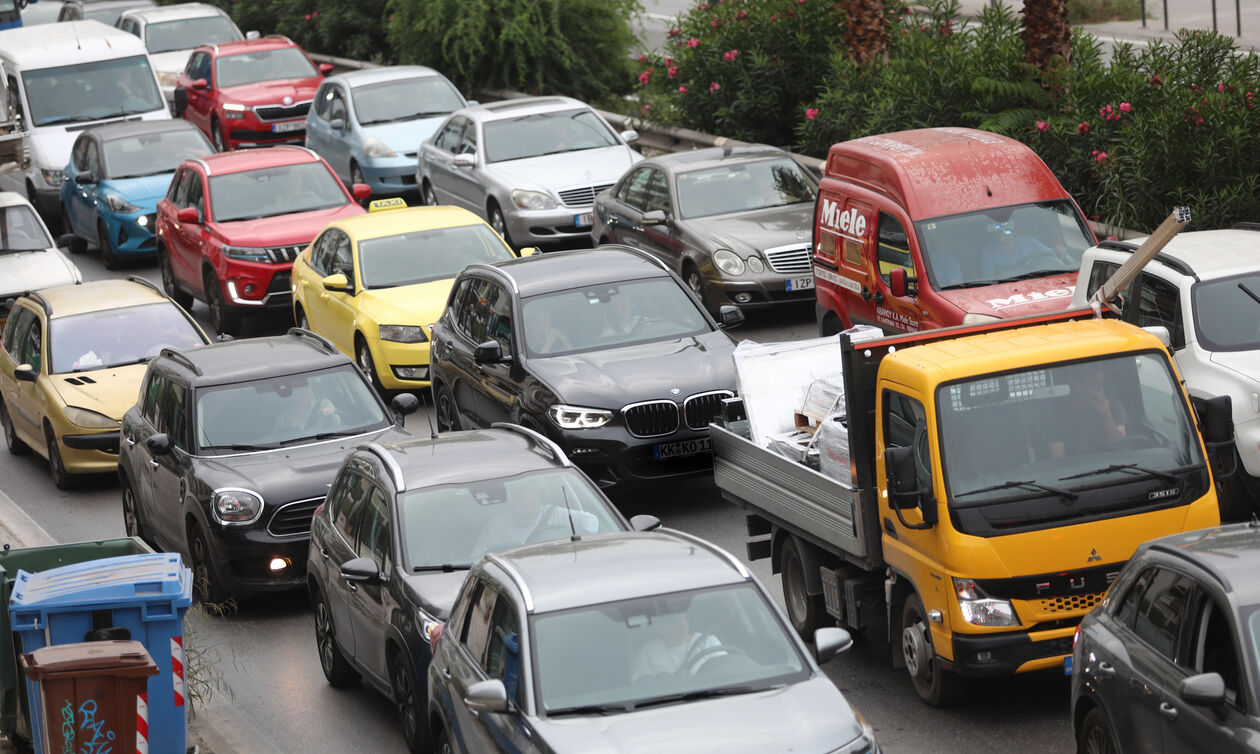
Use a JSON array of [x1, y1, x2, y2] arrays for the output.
[[1140, 0, 1246, 36]]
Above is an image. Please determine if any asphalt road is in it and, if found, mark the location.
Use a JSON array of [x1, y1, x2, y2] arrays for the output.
[[0, 245, 1072, 753]]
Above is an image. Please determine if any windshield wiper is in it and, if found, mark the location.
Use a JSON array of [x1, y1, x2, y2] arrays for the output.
[[954, 479, 1079, 502], [547, 702, 630, 717], [1000, 268, 1076, 282], [1060, 463, 1179, 483], [203, 442, 279, 452], [1239, 282, 1260, 306], [939, 279, 1008, 290], [412, 564, 470, 573], [629, 684, 768, 711], [282, 429, 365, 444]]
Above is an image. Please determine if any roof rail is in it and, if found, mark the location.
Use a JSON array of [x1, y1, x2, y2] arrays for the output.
[[465, 263, 518, 294], [191, 157, 212, 176], [24, 291, 51, 315], [1093, 239, 1196, 279], [359, 442, 406, 492], [125, 274, 164, 298], [490, 422, 571, 467], [286, 327, 337, 354], [1233, 222, 1260, 233], [1096, 239, 1138, 252], [159, 347, 202, 376], [483, 552, 535, 612], [660, 527, 750, 578]]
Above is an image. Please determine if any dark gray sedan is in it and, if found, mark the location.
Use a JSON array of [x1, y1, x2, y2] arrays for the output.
[[591, 145, 819, 314]]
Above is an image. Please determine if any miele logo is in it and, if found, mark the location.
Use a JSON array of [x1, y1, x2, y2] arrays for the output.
[[1149, 488, 1179, 500], [985, 288, 1076, 310], [819, 199, 868, 240]]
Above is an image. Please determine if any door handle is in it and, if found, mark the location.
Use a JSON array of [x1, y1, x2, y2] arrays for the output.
[[1096, 661, 1116, 678], [318, 545, 330, 561], [125, 436, 136, 447], [1159, 702, 1177, 720], [346, 581, 358, 592], [148, 459, 159, 469], [441, 668, 451, 680], [873, 290, 885, 306]]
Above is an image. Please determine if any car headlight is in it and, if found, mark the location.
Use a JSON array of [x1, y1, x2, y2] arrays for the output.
[[105, 194, 141, 213], [713, 249, 745, 276], [548, 404, 613, 429], [211, 488, 264, 525], [363, 136, 396, 158], [40, 168, 64, 186], [222, 244, 271, 262], [961, 313, 1001, 326], [158, 71, 179, 87], [747, 255, 765, 273], [379, 324, 427, 343], [222, 102, 247, 120], [417, 607, 442, 645], [511, 189, 556, 210], [953, 577, 1020, 627], [63, 406, 120, 430]]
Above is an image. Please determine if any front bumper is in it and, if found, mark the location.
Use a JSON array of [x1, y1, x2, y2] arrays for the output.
[[947, 626, 1077, 678], [360, 156, 420, 196], [545, 421, 716, 489], [217, 258, 294, 312], [57, 431, 120, 474], [206, 524, 310, 595], [704, 272, 817, 309], [371, 338, 432, 391], [504, 205, 596, 245], [101, 207, 160, 256], [222, 115, 306, 149]]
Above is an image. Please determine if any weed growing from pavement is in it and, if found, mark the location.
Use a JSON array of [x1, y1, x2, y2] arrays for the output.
[[184, 599, 240, 717]]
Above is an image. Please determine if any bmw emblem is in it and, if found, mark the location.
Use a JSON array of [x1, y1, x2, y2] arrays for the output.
[[670, 388, 681, 395], [283, 95, 293, 105]]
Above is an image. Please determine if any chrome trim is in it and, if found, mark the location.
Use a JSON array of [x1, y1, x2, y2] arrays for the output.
[[662, 528, 750, 578], [265, 496, 325, 538], [485, 553, 535, 613], [251, 100, 313, 123], [190, 428, 386, 459], [191, 157, 212, 176], [210, 487, 265, 527], [762, 242, 812, 256], [682, 389, 735, 430], [225, 279, 290, 306], [619, 399, 679, 438], [360, 442, 406, 492], [490, 422, 571, 467]]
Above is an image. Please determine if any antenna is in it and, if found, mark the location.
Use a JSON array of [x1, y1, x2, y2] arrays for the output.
[[561, 487, 579, 542], [421, 390, 437, 440]]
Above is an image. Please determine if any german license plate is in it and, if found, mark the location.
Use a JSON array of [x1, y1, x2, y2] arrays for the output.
[[786, 276, 815, 291], [272, 120, 304, 133], [1063, 655, 1073, 675], [653, 437, 712, 460], [574, 213, 593, 227]]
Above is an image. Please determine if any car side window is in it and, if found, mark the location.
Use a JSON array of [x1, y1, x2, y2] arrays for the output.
[[482, 594, 522, 705], [17, 314, 42, 372], [644, 170, 670, 214], [329, 231, 352, 276], [1113, 567, 1152, 630], [1132, 567, 1194, 662], [195, 53, 212, 83], [461, 580, 499, 668], [309, 231, 331, 275], [355, 487, 391, 573], [1188, 591, 1245, 709], [1137, 274, 1185, 349], [2, 307, 34, 357], [456, 120, 477, 157], [446, 279, 470, 332], [471, 283, 513, 354], [617, 168, 651, 210], [71, 137, 87, 172], [434, 118, 464, 154], [156, 378, 188, 450], [83, 140, 101, 177], [877, 212, 914, 287], [457, 279, 491, 341], [1085, 261, 1122, 310], [313, 84, 329, 119], [332, 469, 373, 544], [6, 75, 23, 127], [328, 87, 348, 122], [140, 371, 165, 427], [884, 391, 925, 450], [169, 169, 192, 205]]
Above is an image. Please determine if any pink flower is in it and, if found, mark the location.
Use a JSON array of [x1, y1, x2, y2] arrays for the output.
[[638, 71, 651, 85], [668, 65, 677, 78], [709, 81, 720, 93], [1099, 104, 1113, 118], [669, 27, 681, 37], [686, 37, 701, 48], [304, 13, 310, 19], [1036, 120, 1048, 132], [805, 108, 819, 120], [1119, 102, 1132, 113], [638, 54, 647, 63], [736, 9, 747, 18], [678, 85, 688, 93], [696, 1, 708, 8], [1077, 121, 1090, 134], [723, 49, 739, 61], [1218, 82, 1227, 91], [641, 104, 651, 113], [1093, 151, 1108, 162], [665, 57, 673, 66], [1150, 75, 1162, 87], [312, 10, 318, 17], [1195, 116, 1204, 125], [710, 18, 718, 27]]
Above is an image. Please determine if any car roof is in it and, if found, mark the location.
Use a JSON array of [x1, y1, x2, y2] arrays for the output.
[[80, 118, 202, 142], [1087, 228, 1260, 281], [1144, 523, 1260, 604], [206, 35, 298, 56], [367, 427, 570, 490], [0, 191, 37, 210], [650, 144, 800, 173], [460, 96, 587, 123], [195, 145, 323, 175], [332, 206, 490, 241], [121, 3, 226, 23], [329, 65, 445, 88], [0, 21, 149, 68], [158, 330, 350, 387], [490, 530, 749, 613], [30, 278, 167, 319], [480, 245, 670, 298]]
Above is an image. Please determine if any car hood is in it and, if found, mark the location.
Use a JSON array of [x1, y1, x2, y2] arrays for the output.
[[0, 249, 80, 297], [149, 50, 194, 76], [487, 146, 639, 194], [362, 118, 445, 154], [532, 676, 861, 754], [101, 174, 175, 207], [360, 280, 454, 328], [528, 330, 736, 409], [30, 129, 77, 171], [50, 363, 149, 422], [401, 570, 468, 621], [220, 78, 322, 108], [1209, 350, 1260, 386], [685, 206, 815, 254], [215, 203, 363, 246], [938, 273, 1078, 319]]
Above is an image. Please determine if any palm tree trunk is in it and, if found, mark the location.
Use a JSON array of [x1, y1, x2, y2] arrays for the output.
[[843, 0, 887, 65], [1022, 0, 1071, 72]]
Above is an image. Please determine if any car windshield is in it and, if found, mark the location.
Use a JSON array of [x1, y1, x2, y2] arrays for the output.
[[21, 4, 59, 24], [215, 47, 316, 88], [195, 364, 388, 452], [676, 158, 817, 219], [50, 302, 203, 373], [398, 468, 624, 570], [915, 199, 1094, 289], [352, 77, 464, 126], [1193, 273, 1260, 351], [22, 56, 163, 127], [208, 162, 348, 222], [85, 5, 151, 25], [0, 204, 52, 252], [484, 109, 619, 163], [102, 129, 213, 179], [535, 583, 808, 716], [358, 224, 512, 289], [938, 352, 1206, 535], [145, 16, 242, 54]]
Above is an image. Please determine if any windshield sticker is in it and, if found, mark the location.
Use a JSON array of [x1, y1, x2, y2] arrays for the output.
[[985, 287, 1075, 310], [813, 265, 862, 294]]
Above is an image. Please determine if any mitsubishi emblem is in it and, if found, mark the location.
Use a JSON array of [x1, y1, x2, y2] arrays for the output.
[[283, 95, 293, 105], [1087, 548, 1101, 562], [670, 388, 681, 395]]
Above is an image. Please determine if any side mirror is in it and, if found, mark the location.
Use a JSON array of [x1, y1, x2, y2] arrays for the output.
[[1142, 325, 1172, 348], [352, 183, 372, 202], [452, 153, 475, 169], [146, 433, 172, 456], [322, 273, 352, 293], [391, 393, 419, 425], [642, 209, 667, 226], [717, 305, 745, 329], [56, 233, 75, 249], [465, 99, 480, 107], [176, 207, 200, 224], [1179, 672, 1226, 707], [630, 514, 661, 532], [885, 446, 919, 509], [319, 63, 335, 76], [517, 247, 539, 258], [13, 363, 36, 382], [215, 333, 234, 343], [1199, 394, 1234, 447], [191, 78, 208, 90], [339, 556, 380, 584], [813, 627, 853, 664], [172, 87, 188, 117], [464, 679, 509, 713], [620, 129, 640, 143], [329, 118, 345, 132], [74, 171, 95, 185], [889, 268, 916, 298], [245, 30, 261, 40], [473, 340, 508, 365]]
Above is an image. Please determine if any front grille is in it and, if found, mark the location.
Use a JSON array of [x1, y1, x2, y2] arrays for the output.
[[763, 244, 813, 274], [1034, 591, 1104, 615], [264, 245, 305, 264], [253, 101, 312, 121], [557, 183, 614, 208], [622, 400, 679, 438], [267, 497, 323, 537], [267, 271, 291, 294], [683, 390, 733, 430]]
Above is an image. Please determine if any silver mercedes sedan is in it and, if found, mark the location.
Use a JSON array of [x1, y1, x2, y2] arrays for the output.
[[416, 96, 642, 248]]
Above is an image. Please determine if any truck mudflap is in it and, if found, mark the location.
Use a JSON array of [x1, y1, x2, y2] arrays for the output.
[[947, 627, 1076, 678]]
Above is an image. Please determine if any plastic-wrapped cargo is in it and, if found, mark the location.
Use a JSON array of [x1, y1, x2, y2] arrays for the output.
[[815, 415, 852, 486], [800, 374, 845, 423]]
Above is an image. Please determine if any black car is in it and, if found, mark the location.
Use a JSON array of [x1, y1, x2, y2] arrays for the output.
[[307, 424, 658, 753], [1071, 523, 1260, 754], [119, 328, 414, 602], [428, 245, 742, 489]]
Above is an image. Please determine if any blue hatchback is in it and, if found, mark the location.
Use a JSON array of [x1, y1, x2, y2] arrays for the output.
[[60, 120, 212, 268], [305, 66, 467, 198]]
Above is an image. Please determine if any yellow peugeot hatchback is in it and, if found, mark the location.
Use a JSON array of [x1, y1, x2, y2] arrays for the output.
[[0, 277, 209, 488]]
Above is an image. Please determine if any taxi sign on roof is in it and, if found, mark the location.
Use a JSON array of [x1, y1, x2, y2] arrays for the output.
[[368, 197, 407, 212]]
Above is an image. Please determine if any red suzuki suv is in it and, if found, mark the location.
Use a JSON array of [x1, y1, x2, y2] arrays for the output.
[[156, 146, 369, 334], [174, 35, 333, 151]]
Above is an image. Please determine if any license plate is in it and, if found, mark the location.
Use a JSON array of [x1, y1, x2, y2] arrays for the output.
[[574, 213, 593, 228], [786, 276, 815, 291], [272, 120, 304, 133], [653, 437, 712, 460], [1063, 655, 1073, 675]]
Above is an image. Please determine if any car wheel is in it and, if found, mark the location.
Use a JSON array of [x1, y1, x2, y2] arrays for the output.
[[296, 307, 309, 331], [434, 382, 460, 432], [355, 337, 386, 398], [159, 248, 194, 310], [205, 270, 241, 336], [1077, 708, 1119, 754], [61, 206, 88, 254], [97, 219, 121, 270], [190, 524, 228, 605], [391, 652, 428, 753], [44, 424, 76, 491], [433, 726, 453, 754], [211, 118, 227, 152], [1, 399, 29, 455], [121, 475, 142, 538], [780, 536, 825, 640], [819, 311, 844, 337], [488, 200, 513, 248], [901, 593, 962, 706], [422, 181, 437, 207], [314, 588, 360, 687], [683, 262, 713, 314], [350, 162, 365, 192]]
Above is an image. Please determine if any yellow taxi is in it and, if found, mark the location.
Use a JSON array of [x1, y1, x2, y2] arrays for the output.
[[0, 277, 210, 489], [291, 198, 532, 393]]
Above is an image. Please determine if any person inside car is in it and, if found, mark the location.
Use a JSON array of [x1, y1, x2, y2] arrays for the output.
[[1047, 363, 1127, 458], [631, 611, 722, 681], [470, 482, 598, 558]]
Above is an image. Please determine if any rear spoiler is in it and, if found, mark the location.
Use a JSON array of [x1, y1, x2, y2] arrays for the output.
[[1089, 206, 1192, 315]]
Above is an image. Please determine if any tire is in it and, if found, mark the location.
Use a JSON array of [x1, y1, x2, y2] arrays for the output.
[[434, 382, 460, 433], [189, 524, 228, 605], [683, 262, 713, 314], [211, 118, 227, 152], [1, 398, 29, 455], [433, 726, 453, 754], [356, 337, 386, 397], [1077, 707, 1119, 754], [487, 201, 513, 248], [160, 247, 194, 310], [422, 181, 437, 207], [391, 652, 429, 753], [780, 536, 826, 640], [350, 162, 365, 191], [901, 593, 963, 706], [205, 270, 241, 336], [98, 219, 121, 270], [819, 311, 844, 337], [314, 588, 360, 687], [121, 475, 149, 544], [61, 205, 88, 254], [296, 306, 309, 331], [44, 424, 76, 491]]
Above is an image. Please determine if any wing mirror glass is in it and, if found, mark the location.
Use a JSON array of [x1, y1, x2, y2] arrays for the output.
[[642, 209, 667, 226], [13, 364, 36, 382], [390, 393, 419, 426], [74, 171, 95, 185], [474, 340, 508, 365], [452, 153, 475, 168], [1199, 394, 1234, 447]]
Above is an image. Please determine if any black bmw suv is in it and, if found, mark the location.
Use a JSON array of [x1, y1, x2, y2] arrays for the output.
[[119, 328, 414, 602], [428, 245, 742, 489]]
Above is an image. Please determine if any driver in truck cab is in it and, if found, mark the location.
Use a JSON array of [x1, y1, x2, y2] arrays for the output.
[[1046, 363, 1127, 458]]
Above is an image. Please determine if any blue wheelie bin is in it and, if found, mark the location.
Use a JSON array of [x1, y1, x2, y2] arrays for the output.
[[8, 553, 193, 754]]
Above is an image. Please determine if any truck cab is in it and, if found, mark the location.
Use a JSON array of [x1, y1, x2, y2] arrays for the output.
[[812, 127, 1096, 336]]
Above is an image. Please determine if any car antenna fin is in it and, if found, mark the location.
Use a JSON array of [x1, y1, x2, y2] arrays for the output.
[[562, 486, 579, 542]]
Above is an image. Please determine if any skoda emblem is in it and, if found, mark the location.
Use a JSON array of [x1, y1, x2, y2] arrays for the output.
[[1087, 548, 1102, 563], [283, 95, 293, 105], [670, 388, 681, 395]]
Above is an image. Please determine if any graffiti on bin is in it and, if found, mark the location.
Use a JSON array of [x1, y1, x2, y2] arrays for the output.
[[76, 699, 117, 754], [60, 699, 74, 753]]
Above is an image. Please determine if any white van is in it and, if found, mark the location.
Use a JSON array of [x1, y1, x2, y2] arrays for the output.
[[0, 20, 169, 224]]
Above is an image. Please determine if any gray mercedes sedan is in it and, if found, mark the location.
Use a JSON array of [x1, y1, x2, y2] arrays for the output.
[[591, 145, 819, 314], [416, 96, 642, 249]]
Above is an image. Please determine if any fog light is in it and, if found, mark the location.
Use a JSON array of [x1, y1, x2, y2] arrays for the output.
[[976, 651, 992, 663], [733, 292, 752, 304], [243, 283, 257, 295], [392, 365, 429, 380], [269, 557, 288, 572], [137, 215, 149, 227]]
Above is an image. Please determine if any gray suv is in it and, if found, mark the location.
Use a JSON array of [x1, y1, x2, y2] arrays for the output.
[[426, 529, 876, 753]]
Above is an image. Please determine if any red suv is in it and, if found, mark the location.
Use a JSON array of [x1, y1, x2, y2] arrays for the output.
[[174, 35, 333, 151], [156, 146, 369, 334]]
